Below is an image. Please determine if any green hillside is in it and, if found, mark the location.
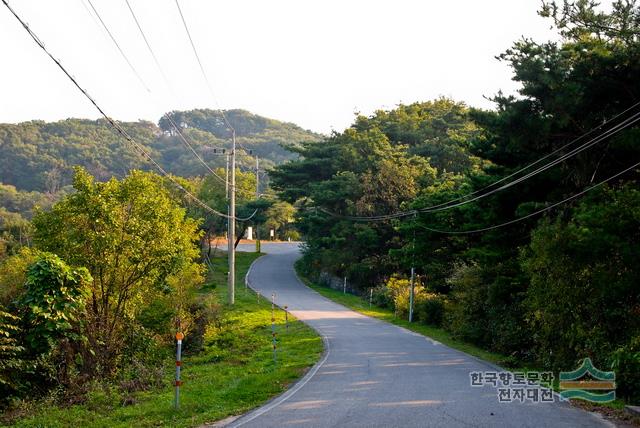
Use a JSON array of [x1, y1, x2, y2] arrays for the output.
[[0, 109, 322, 193]]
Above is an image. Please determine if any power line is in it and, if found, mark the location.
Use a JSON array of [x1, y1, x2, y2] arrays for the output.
[[2, 0, 244, 220], [123, 0, 227, 183], [123, 0, 174, 96], [417, 110, 640, 213], [84, 0, 150, 92], [411, 99, 640, 212], [123, 1, 258, 185], [316, 105, 640, 221], [163, 114, 229, 184], [82, 0, 229, 186], [173, 0, 235, 134], [417, 159, 640, 235]]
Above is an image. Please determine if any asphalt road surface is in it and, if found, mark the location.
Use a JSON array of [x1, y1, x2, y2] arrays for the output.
[[229, 243, 610, 428]]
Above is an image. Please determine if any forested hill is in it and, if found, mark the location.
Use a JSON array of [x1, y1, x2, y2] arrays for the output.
[[0, 108, 321, 193]]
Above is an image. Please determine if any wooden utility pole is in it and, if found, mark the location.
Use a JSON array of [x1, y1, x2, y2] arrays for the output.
[[228, 130, 236, 305], [255, 156, 261, 253]]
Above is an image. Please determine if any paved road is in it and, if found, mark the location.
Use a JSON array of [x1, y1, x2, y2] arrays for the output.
[[230, 243, 610, 428]]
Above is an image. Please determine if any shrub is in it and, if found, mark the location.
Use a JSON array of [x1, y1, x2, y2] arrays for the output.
[[443, 262, 491, 346], [0, 247, 39, 306], [117, 322, 167, 393], [18, 253, 91, 356], [183, 294, 221, 353], [610, 336, 640, 403], [370, 284, 393, 308], [0, 308, 25, 405], [415, 294, 445, 326]]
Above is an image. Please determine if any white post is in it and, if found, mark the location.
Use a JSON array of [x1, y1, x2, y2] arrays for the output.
[[343, 277, 347, 294], [409, 267, 415, 322]]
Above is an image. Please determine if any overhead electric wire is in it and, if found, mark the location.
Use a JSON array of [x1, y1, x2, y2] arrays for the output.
[[119, 0, 258, 221], [125, 0, 252, 183], [411, 99, 640, 212], [316, 104, 640, 222], [82, 0, 229, 186], [84, 0, 150, 92], [422, 110, 640, 211], [173, 0, 235, 134], [83, 0, 257, 220], [417, 159, 640, 234], [163, 113, 229, 185], [123, 0, 174, 96], [1, 0, 247, 220]]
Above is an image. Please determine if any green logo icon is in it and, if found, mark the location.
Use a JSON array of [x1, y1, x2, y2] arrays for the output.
[[559, 358, 616, 402]]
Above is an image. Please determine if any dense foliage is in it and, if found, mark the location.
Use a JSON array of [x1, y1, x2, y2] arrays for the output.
[[274, 0, 640, 401], [0, 109, 321, 193], [0, 168, 207, 407]]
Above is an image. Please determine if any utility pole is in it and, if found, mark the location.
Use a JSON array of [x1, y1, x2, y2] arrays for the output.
[[409, 213, 417, 322], [409, 267, 415, 322], [225, 153, 229, 197], [225, 153, 230, 254], [228, 131, 236, 305], [255, 156, 261, 253]]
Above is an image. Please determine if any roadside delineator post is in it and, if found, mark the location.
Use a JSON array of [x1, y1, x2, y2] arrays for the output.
[[343, 277, 347, 294], [271, 293, 277, 364], [174, 331, 184, 409], [369, 288, 373, 308]]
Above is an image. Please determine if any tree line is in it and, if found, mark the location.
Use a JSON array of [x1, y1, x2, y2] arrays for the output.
[[0, 109, 321, 193]]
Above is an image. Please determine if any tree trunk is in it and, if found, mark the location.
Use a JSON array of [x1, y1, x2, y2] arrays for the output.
[[234, 224, 247, 249]]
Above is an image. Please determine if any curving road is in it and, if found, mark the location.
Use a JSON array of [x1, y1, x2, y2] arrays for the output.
[[230, 243, 610, 428]]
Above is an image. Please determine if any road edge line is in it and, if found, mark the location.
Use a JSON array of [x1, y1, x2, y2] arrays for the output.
[[225, 253, 331, 428]]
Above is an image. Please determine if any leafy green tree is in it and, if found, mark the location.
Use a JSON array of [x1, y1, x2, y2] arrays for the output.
[[271, 101, 479, 288], [264, 201, 296, 239], [522, 185, 640, 370], [32, 168, 203, 374]]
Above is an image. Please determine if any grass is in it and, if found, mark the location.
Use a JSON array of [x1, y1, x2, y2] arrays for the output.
[[295, 266, 632, 414], [296, 271, 510, 368], [3, 252, 323, 428]]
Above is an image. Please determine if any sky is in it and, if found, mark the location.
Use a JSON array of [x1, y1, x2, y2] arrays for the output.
[[0, 0, 558, 134]]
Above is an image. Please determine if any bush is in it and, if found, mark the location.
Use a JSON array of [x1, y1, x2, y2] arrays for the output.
[[610, 336, 640, 403], [0, 247, 39, 306], [384, 275, 445, 326], [0, 308, 25, 406], [283, 230, 300, 241], [415, 294, 445, 326], [370, 284, 393, 308], [443, 262, 491, 346], [18, 253, 91, 356], [117, 322, 167, 393]]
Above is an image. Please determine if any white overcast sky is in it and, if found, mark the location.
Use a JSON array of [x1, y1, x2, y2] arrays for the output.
[[0, 0, 558, 134]]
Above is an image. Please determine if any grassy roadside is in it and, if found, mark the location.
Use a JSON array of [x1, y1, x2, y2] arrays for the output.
[[295, 264, 636, 419], [295, 267, 511, 368], [4, 252, 322, 428]]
